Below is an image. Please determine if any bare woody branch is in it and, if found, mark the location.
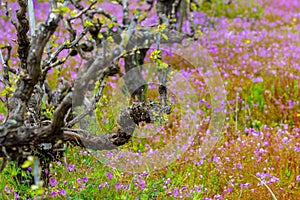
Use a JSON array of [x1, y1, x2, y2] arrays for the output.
[[7, 1, 66, 123], [0, 0, 196, 178], [13, 0, 30, 71]]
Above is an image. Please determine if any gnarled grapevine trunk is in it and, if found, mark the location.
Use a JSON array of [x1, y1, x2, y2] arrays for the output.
[[0, 0, 195, 189]]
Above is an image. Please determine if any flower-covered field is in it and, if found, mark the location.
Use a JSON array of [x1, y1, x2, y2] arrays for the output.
[[1, 0, 300, 199]]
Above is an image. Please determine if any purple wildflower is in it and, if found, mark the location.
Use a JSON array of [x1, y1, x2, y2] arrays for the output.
[[116, 182, 121, 190], [51, 191, 57, 197], [58, 190, 66, 196], [296, 175, 300, 182], [139, 180, 145, 190], [240, 183, 251, 188], [14, 192, 19, 199], [50, 178, 56, 187], [107, 172, 113, 180], [174, 187, 179, 198], [214, 194, 223, 199], [83, 177, 88, 183], [68, 164, 75, 172]]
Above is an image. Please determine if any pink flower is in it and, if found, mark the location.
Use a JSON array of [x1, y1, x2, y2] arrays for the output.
[[296, 175, 300, 182], [68, 164, 75, 172], [50, 178, 56, 187]]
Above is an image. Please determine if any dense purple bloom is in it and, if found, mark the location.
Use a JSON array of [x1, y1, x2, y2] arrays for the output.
[[256, 172, 280, 186], [1, 0, 300, 199], [252, 77, 263, 83]]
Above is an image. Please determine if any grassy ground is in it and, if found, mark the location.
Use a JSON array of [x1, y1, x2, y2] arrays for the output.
[[1, 0, 300, 199]]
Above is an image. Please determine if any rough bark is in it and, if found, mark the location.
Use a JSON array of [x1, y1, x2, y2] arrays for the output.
[[0, 0, 196, 185]]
